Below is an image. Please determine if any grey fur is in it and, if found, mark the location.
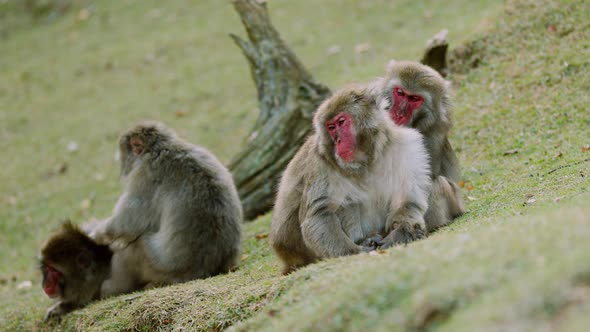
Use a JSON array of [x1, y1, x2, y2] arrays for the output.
[[91, 121, 242, 296], [375, 60, 465, 231]]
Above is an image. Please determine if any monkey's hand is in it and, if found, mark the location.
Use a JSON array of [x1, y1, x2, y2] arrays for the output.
[[109, 238, 131, 251], [44, 301, 76, 321], [88, 221, 114, 245], [378, 222, 426, 249]]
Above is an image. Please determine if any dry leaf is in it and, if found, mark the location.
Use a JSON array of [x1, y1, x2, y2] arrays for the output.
[[525, 198, 536, 205], [175, 109, 188, 117], [524, 193, 534, 199], [255, 233, 269, 240], [354, 43, 371, 54], [81, 199, 92, 210], [582, 145, 590, 152], [57, 162, 68, 174], [78, 8, 90, 21], [458, 180, 465, 188], [554, 196, 564, 202], [240, 254, 249, 262], [369, 249, 386, 256], [466, 184, 474, 191], [555, 151, 563, 158], [503, 149, 519, 156], [467, 196, 477, 201]]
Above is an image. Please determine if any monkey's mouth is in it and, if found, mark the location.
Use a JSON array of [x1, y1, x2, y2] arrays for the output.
[[391, 109, 412, 126], [338, 150, 355, 163]]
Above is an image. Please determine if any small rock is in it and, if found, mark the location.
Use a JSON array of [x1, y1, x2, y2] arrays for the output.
[[16, 280, 32, 289], [326, 45, 341, 55], [67, 141, 79, 152]]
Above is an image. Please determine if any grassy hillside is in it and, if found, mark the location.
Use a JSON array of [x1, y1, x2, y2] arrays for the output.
[[1, 0, 589, 331]]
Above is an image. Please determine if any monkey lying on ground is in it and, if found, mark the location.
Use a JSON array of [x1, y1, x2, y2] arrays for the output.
[[90, 121, 243, 297], [270, 85, 432, 274], [40, 221, 112, 320], [373, 60, 465, 231]]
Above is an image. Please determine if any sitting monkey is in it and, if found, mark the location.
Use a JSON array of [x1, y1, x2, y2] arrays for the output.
[[270, 85, 431, 274]]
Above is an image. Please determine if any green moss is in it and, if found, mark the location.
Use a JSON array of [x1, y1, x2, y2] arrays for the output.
[[2, 0, 589, 330]]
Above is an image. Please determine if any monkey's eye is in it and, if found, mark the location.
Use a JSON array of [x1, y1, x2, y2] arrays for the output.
[[395, 88, 405, 97], [409, 95, 422, 102], [327, 124, 336, 131], [338, 117, 346, 126]]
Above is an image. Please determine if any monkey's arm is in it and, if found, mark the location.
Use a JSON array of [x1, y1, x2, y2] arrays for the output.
[[439, 138, 460, 182], [91, 192, 150, 245], [300, 193, 373, 258]]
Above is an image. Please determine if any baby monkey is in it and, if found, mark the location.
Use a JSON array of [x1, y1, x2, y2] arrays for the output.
[[39, 221, 112, 320], [270, 85, 431, 274]]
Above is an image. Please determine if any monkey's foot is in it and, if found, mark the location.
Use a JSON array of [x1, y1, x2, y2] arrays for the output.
[[378, 223, 425, 249], [359, 233, 383, 249]]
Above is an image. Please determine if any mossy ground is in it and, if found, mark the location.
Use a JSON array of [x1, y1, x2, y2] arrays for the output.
[[1, 0, 588, 331]]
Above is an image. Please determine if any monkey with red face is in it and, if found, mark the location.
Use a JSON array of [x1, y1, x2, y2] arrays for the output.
[[374, 60, 465, 231], [40, 222, 112, 320], [270, 85, 432, 274]]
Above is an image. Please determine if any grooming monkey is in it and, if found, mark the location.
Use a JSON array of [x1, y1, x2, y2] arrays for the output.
[[40, 222, 112, 320], [90, 121, 242, 296], [374, 60, 465, 231], [270, 85, 431, 274]]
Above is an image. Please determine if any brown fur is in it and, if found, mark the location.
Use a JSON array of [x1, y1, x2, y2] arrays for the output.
[[40, 221, 112, 320]]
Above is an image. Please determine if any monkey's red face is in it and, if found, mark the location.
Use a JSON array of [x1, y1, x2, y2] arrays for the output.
[[390, 86, 424, 126], [41, 264, 63, 298], [326, 112, 356, 163]]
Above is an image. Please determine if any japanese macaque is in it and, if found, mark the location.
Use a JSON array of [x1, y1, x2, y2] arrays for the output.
[[90, 121, 242, 297], [270, 85, 431, 274], [374, 60, 465, 231], [40, 222, 112, 320]]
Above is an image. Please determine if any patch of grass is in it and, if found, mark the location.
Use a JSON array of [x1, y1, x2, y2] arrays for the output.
[[2, 0, 590, 331]]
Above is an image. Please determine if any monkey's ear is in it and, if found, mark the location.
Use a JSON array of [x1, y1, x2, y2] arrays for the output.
[[76, 252, 92, 270], [385, 59, 397, 72]]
